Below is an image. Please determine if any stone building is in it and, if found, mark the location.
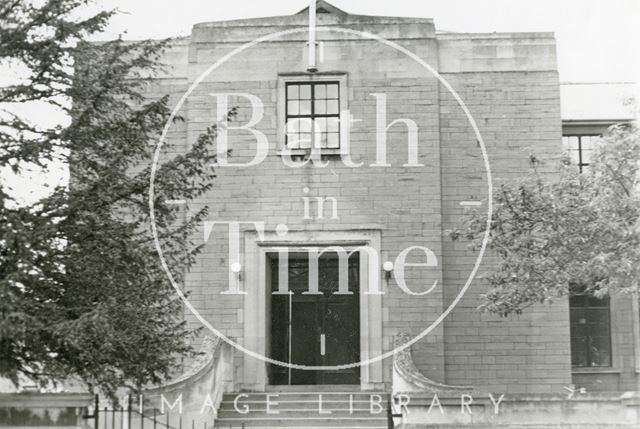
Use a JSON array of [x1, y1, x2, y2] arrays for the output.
[[157, 0, 566, 395], [5, 2, 637, 428]]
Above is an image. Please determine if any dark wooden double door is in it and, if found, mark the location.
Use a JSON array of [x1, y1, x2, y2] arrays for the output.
[[268, 252, 360, 385]]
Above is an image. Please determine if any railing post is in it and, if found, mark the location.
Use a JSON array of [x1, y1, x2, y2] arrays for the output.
[[94, 395, 100, 429], [127, 395, 132, 429], [387, 395, 402, 429]]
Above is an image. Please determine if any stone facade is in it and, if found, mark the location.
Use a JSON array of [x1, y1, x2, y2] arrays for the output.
[[146, 2, 582, 395]]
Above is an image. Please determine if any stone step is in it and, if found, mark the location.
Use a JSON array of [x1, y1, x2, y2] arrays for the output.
[[261, 385, 365, 392], [215, 422, 388, 429], [218, 409, 385, 418], [214, 416, 387, 428], [219, 400, 376, 411], [216, 390, 390, 428], [221, 392, 388, 402]]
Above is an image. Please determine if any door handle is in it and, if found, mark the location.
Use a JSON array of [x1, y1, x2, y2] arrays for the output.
[[320, 333, 326, 356]]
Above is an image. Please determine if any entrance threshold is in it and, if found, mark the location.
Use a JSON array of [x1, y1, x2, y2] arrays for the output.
[[266, 384, 364, 392]]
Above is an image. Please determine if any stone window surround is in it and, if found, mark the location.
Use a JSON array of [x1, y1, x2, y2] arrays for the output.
[[240, 228, 384, 391]]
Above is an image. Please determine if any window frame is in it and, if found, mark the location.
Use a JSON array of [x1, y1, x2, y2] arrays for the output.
[[569, 292, 613, 369], [285, 81, 341, 150], [562, 134, 600, 173], [633, 294, 640, 374], [277, 73, 348, 156]]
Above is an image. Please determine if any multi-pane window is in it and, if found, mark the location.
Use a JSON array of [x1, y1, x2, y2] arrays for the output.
[[562, 135, 599, 172], [569, 294, 612, 367], [285, 82, 340, 149]]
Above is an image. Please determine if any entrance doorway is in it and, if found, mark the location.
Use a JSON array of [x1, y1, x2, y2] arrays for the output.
[[267, 251, 361, 385]]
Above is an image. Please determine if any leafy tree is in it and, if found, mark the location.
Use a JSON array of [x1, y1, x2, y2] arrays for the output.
[[450, 124, 640, 316], [0, 0, 227, 396]]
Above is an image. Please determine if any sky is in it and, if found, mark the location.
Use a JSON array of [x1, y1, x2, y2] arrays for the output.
[[3, 0, 640, 204]]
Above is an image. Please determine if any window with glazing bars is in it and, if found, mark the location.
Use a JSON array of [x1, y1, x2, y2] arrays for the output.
[[562, 135, 600, 172], [285, 82, 340, 149], [569, 293, 612, 367]]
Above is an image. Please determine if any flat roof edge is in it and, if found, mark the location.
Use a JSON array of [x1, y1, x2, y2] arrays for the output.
[[192, 15, 434, 29], [437, 32, 556, 40]]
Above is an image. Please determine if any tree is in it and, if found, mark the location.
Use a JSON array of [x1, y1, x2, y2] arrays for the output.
[[450, 124, 640, 316], [0, 0, 227, 396]]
